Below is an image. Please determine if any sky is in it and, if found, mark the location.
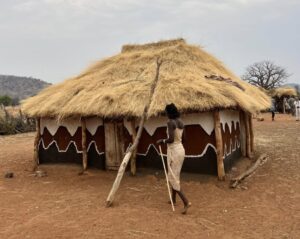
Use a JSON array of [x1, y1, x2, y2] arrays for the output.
[[0, 0, 299, 84]]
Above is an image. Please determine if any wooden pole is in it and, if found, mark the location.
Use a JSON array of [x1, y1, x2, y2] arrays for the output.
[[213, 110, 225, 181], [159, 145, 175, 212], [33, 117, 41, 171], [81, 118, 88, 171], [249, 113, 254, 154], [130, 120, 137, 176], [239, 111, 246, 157], [106, 58, 162, 207], [105, 111, 146, 207], [244, 112, 252, 158]]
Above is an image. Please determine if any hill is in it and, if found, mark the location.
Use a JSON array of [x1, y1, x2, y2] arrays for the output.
[[0, 75, 51, 100]]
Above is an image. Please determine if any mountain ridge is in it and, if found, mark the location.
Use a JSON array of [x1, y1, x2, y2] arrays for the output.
[[0, 74, 51, 100]]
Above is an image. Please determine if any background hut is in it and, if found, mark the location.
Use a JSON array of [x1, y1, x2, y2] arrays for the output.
[[22, 39, 270, 178], [269, 87, 297, 113]]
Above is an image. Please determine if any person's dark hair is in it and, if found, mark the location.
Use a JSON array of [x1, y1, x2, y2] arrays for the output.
[[165, 103, 180, 119]]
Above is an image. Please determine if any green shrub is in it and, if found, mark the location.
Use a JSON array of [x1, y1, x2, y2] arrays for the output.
[[0, 95, 13, 106]]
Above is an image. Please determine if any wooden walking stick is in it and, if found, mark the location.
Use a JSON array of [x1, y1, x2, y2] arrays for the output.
[[159, 145, 175, 212]]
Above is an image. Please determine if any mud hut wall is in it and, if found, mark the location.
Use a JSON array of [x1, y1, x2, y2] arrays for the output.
[[37, 110, 242, 173], [123, 110, 242, 173], [38, 117, 105, 168]]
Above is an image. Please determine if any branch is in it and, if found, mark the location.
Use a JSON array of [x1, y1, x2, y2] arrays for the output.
[[230, 154, 268, 188]]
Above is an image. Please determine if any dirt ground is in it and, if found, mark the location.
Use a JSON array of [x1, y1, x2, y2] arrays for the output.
[[0, 113, 299, 239]]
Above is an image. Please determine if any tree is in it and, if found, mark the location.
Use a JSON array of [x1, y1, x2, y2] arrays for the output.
[[242, 61, 290, 90], [0, 95, 13, 106]]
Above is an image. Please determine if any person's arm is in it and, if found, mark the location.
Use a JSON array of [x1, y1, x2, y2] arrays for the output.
[[164, 121, 175, 144], [156, 120, 175, 145]]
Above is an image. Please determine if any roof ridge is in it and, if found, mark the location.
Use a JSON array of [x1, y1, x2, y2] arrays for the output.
[[121, 38, 185, 53]]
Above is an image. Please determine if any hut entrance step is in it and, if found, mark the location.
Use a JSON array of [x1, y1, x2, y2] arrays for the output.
[[104, 122, 125, 170]]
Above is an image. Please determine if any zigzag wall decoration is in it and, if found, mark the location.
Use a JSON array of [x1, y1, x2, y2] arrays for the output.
[[39, 109, 241, 159]]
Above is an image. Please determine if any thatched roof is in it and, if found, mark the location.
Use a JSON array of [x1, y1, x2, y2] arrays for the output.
[[269, 87, 297, 98], [22, 39, 270, 119]]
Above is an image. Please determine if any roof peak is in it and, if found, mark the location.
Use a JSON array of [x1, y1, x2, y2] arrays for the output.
[[121, 38, 186, 53]]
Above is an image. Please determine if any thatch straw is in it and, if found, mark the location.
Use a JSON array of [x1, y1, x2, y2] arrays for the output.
[[269, 87, 297, 98], [22, 39, 270, 119]]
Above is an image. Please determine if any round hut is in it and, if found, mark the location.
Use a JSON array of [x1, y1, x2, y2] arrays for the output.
[[22, 39, 270, 179], [269, 87, 297, 113]]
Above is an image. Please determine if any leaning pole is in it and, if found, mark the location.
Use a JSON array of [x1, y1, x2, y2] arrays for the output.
[[106, 58, 162, 207]]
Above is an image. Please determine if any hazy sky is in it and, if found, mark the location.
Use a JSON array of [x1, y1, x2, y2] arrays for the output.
[[0, 0, 299, 84]]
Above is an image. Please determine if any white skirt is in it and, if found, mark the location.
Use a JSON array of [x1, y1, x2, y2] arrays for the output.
[[167, 143, 185, 191]]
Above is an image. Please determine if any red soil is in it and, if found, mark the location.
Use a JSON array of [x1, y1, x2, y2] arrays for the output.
[[0, 113, 299, 238]]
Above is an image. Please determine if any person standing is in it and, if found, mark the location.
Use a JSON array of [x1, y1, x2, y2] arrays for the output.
[[294, 97, 300, 121], [270, 98, 276, 121], [157, 103, 191, 214]]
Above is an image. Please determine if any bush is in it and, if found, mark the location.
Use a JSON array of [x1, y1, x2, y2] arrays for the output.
[[0, 107, 35, 135], [0, 95, 13, 106]]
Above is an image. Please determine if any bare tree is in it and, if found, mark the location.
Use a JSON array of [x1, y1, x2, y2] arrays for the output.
[[242, 61, 290, 90]]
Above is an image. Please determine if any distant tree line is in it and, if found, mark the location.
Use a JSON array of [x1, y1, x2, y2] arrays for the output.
[[0, 95, 19, 106]]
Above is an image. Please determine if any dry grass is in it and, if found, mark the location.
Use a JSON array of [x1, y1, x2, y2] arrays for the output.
[[0, 106, 35, 135], [3, 106, 22, 117], [269, 87, 297, 98], [22, 39, 270, 119]]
